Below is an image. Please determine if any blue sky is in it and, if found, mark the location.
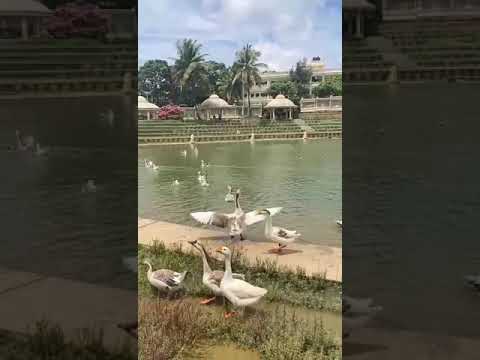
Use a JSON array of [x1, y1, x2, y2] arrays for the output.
[[139, 0, 342, 71]]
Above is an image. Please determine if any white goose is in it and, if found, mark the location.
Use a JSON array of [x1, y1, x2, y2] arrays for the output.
[[216, 246, 267, 318], [336, 219, 342, 227], [144, 159, 153, 168], [35, 142, 48, 156], [250, 133, 255, 143], [197, 171, 205, 182], [143, 259, 188, 292], [173, 179, 180, 186], [15, 130, 35, 151], [82, 179, 96, 193], [224, 185, 235, 202], [191, 190, 282, 241], [199, 171, 209, 187], [257, 209, 301, 252], [188, 240, 244, 305], [465, 274, 480, 291]]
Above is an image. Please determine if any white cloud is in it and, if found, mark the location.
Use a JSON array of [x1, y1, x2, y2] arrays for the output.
[[139, 0, 341, 69]]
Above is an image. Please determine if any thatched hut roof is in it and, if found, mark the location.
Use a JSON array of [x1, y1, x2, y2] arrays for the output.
[[343, 0, 375, 10], [264, 94, 297, 109], [199, 94, 231, 109], [0, 0, 52, 16]]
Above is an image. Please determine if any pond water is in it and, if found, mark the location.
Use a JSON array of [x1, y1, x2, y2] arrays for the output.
[[191, 302, 341, 360], [0, 149, 137, 289], [344, 83, 480, 338], [138, 140, 342, 247]]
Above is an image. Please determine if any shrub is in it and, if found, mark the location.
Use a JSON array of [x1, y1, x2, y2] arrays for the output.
[[156, 105, 185, 120], [46, 2, 111, 39]]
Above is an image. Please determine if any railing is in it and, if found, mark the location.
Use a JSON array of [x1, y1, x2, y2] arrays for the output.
[[300, 96, 342, 112], [181, 105, 262, 120]]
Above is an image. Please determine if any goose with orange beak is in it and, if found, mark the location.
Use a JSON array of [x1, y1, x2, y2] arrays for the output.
[[257, 208, 301, 253], [188, 239, 244, 305], [215, 246, 267, 318]]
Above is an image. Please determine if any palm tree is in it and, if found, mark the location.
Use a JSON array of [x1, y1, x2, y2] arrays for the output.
[[217, 67, 242, 103], [172, 39, 208, 104], [232, 44, 267, 117]]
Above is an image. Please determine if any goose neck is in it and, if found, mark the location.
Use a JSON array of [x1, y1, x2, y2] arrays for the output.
[[224, 254, 233, 280]]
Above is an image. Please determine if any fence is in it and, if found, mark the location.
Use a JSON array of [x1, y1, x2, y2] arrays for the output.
[[181, 105, 263, 120], [300, 96, 342, 112]]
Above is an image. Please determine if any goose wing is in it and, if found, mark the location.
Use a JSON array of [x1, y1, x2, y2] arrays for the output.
[[209, 270, 224, 284], [152, 269, 186, 287], [244, 207, 283, 226], [274, 227, 300, 239], [226, 278, 267, 299], [191, 211, 230, 228]]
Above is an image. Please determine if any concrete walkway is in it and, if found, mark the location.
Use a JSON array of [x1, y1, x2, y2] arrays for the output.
[[0, 267, 137, 350], [138, 218, 342, 282]]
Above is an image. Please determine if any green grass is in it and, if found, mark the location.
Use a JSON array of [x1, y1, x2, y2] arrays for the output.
[[138, 241, 341, 313], [0, 321, 135, 360], [139, 298, 340, 360]]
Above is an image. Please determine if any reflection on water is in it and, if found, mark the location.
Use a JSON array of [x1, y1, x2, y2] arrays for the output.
[[344, 84, 480, 337], [139, 141, 342, 247]]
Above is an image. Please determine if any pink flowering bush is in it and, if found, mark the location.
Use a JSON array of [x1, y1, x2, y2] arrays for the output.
[[46, 2, 111, 39], [156, 105, 184, 120]]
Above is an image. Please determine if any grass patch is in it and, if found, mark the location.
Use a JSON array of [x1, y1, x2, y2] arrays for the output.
[[0, 321, 135, 360], [138, 241, 341, 312], [139, 298, 340, 360]]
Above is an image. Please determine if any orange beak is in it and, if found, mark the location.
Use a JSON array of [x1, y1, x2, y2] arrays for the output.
[[215, 246, 223, 254]]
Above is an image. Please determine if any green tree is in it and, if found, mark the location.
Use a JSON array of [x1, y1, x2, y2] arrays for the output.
[[269, 81, 300, 104], [217, 67, 242, 103], [138, 60, 174, 106], [205, 61, 228, 95], [172, 39, 209, 106], [312, 74, 342, 97], [289, 58, 312, 100], [232, 44, 267, 116]]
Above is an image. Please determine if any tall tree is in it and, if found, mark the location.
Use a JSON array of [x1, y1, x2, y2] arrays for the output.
[[217, 67, 242, 103], [289, 58, 312, 99], [205, 61, 228, 95], [138, 60, 173, 106], [269, 81, 300, 105], [232, 44, 267, 117], [172, 39, 209, 105]]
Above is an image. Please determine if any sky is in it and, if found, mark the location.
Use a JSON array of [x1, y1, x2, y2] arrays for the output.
[[139, 0, 342, 72]]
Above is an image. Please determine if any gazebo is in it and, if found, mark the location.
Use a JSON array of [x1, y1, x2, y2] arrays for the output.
[[199, 94, 232, 121], [343, 0, 376, 39], [264, 94, 297, 121], [138, 96, 159, 121], [0, 0, 52, 40]]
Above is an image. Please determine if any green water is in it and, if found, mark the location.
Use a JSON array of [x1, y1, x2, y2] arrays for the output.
[[138, 140, 342, 247]]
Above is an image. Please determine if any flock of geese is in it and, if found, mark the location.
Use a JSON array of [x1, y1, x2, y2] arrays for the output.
[[141, 240, 268, 319], [14, 130, 49, 156], [190, 189, 299, 251], [15, 130, 98, 194]]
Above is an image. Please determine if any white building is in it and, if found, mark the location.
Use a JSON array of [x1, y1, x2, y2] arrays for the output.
[[248, 57, 341, 105], [0, 0, 52, 40]]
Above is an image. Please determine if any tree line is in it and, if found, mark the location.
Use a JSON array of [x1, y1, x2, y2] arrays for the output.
[[138, 39, 341, 115]]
